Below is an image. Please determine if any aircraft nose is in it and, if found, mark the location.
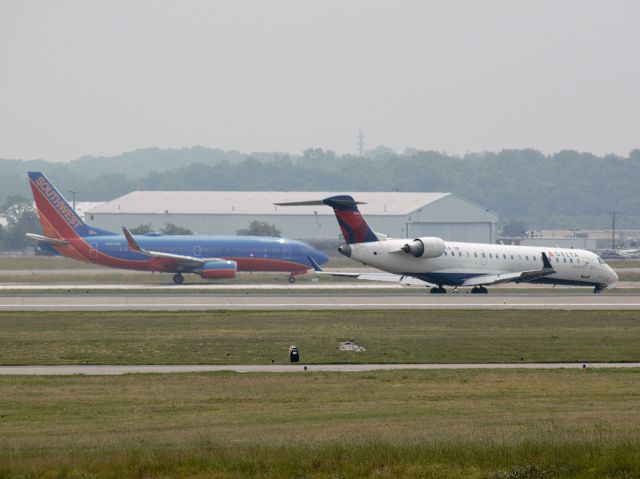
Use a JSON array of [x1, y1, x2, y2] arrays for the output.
[[315, 249, 329, 265], [609, 267, 619, 286]]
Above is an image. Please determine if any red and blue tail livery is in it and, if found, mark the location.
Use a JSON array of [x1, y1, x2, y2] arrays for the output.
[[274, 195, 379, 244], [27, 172, 329, 284]]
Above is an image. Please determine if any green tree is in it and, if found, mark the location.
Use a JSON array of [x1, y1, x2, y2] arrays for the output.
[[501, 218, 528, 237], [129, 224, 153, 234], [161, 223, 193, 235], [237, 221, 281, 237], [1, 194, 41, 251]]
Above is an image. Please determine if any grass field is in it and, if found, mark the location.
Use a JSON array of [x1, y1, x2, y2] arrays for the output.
[[1, 369, 639, 478], [1, 310, 639, 365]]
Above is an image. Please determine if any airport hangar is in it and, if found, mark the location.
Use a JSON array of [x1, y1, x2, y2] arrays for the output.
[[86, 192, 498, 244]]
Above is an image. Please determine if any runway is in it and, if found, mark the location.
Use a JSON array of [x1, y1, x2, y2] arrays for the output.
[[1, 293, 640, 310], [1, 362, 639, 375]]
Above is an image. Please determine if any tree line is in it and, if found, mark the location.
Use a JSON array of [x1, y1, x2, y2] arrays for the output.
[[2, 147, 640, 232]]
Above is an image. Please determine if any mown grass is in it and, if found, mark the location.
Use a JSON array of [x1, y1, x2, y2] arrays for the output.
[[0, 369, 639, 478], [1, 309, 639, 365]]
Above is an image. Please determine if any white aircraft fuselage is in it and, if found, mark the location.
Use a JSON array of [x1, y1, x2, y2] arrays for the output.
[[340, 239, 618, 289]]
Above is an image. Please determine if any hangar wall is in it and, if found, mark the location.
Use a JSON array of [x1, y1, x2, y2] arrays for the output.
[[87, 192, 498, 244]]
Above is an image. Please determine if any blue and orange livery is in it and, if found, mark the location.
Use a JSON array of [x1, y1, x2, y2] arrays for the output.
[[27, 172, 329, 284]]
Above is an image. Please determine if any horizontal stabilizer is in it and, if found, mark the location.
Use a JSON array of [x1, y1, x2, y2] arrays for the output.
[[25, 233, 68, 246]]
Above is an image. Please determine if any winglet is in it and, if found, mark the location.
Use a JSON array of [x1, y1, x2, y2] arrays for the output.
[[122, 227, 142, 253], [541, 252, 553, 270], [307, 256, 324, 272]]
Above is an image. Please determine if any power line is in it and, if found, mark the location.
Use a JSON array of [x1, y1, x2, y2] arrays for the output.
[[610, 211, 619, 249]]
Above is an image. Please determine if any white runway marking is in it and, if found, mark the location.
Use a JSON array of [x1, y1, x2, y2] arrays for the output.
[[1, 363, 639, 375]]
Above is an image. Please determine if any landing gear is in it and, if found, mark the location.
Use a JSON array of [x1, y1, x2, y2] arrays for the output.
[[288, 274, 296, 284], [172, 273, 184, 285], [471, 286, 488, 294], [429, 286, 447, 294], [593, 284, 604, 294]]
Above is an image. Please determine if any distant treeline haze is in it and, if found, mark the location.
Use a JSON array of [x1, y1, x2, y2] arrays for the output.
[[2, 146, 639, 230]]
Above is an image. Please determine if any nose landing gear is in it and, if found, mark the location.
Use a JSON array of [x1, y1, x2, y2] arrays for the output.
[[593, 284, 604, 294]]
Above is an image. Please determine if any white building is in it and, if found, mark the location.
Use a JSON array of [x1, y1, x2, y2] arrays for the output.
[[86, 191, 498, 243]]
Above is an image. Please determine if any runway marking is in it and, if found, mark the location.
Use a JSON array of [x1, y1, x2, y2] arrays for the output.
[[1, 363, 639, 375], [2, 303, 640, 309]]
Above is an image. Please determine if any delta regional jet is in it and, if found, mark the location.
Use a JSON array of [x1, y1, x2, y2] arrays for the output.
[[277, 196, 618, 294], [26, 172, 328, 284]]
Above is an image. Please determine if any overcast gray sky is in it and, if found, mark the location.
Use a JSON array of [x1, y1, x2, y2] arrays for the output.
[[0, 0, 638, 162]]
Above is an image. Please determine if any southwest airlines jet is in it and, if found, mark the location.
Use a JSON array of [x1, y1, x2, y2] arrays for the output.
[[277, 195, 618, 294], [26, 172, 328, 284]]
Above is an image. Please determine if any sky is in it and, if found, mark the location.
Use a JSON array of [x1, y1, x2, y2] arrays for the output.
[[0, 0, 638, 162]]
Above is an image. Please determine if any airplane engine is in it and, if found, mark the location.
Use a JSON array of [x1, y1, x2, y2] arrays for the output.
[[400, 237, 446, 258], [197, 259, 237, 279]]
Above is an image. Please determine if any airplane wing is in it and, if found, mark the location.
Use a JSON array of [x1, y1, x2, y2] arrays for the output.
[[307, 256, 432, 286], [25, 233, 69, 246], [461, 253, 556, 287], [122, 227, 206, 267]]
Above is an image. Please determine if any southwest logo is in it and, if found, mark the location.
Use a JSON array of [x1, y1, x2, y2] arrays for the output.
[[34, 176, 83, 229]]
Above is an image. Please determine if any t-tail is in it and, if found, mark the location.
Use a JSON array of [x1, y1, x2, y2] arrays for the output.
[[27, 172, 116, 240], [275, 195, 378, 244]]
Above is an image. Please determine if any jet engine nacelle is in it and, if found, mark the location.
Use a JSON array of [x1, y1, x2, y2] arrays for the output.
[[197, 259, 237, 279], [400, 237, 446, 258]]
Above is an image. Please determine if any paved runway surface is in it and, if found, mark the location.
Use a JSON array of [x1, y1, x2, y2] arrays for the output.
[[1, 293, 640, 310], [1, 363, 639, 375]]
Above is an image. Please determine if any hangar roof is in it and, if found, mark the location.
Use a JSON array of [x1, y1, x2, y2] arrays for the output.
[[88, 191, 453, 216]]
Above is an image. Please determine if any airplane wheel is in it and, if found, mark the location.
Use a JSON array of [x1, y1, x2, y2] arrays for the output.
[[288, 275, 296, 284], [593, 285, 602, 294], [430, 287, 446, 294], [480, 286, 488, 294], [173, 273, 184, 285]]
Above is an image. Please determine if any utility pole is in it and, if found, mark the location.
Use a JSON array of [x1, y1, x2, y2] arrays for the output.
[[357, 130, 365, 157], [69, 190, 79, 210], [610, 211, 618, 249]]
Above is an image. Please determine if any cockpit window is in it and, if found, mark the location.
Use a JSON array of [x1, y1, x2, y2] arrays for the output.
[[597, 257, 605, 265]]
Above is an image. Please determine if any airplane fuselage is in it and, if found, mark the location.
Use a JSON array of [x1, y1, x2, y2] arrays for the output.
[[342, 239, 618, 289], [52, 234, 327, 274]]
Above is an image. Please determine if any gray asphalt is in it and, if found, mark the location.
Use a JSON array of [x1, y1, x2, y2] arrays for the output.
[[1, 363, 639, 375], [1, 294, 640, 310]]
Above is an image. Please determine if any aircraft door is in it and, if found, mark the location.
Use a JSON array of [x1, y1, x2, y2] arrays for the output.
[[90, 242, 98, 260], [283, 244, 292, 260], [581, 259, 591, 279], [481, 251, 487, 266], [193, 245, 202, 257]]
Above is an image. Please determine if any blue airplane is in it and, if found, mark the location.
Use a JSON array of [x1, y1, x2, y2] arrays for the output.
[[26, 172, 328, 284]]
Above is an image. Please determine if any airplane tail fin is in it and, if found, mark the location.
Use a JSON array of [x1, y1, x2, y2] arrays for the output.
[[275, 195, 379, 244], [27, 172, 115, 239]]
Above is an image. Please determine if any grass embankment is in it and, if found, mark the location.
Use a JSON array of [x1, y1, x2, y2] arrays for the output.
[[1, 310, 639, 365], [1, 369, 639, 478]]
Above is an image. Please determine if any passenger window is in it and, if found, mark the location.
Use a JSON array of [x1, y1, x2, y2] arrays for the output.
[[556, 258, 560, 263], [525, 256, 529, 261], [563, 258, 567, 263], [459, 252, 462, 257], [474, 253, 478, 258], [510, 255, 514, 260], [482, 253, 486, 258], [569, 259, 573, 263], [518, 255, 522, 260], [444, 251, 447, 256], [532, 256, 536, 261], [489, 254, 493, 258], [503, 254, 507, 259], [577, 258, 580, 264]]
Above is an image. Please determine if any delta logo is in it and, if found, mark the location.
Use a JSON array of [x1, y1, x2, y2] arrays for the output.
[[34, 176, 83, 229]]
